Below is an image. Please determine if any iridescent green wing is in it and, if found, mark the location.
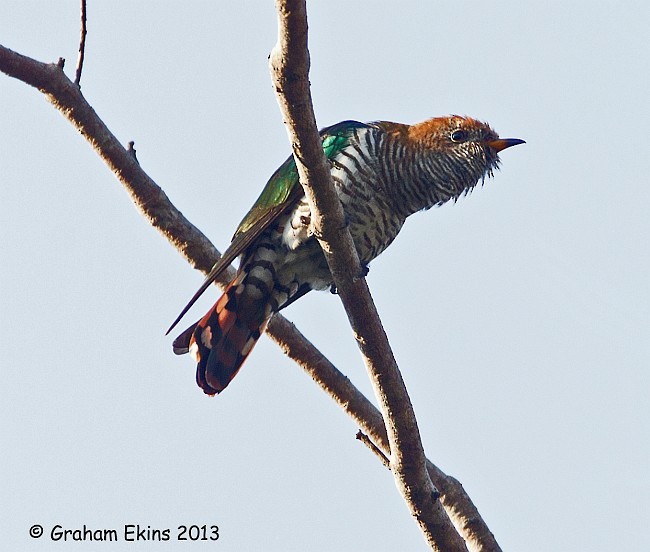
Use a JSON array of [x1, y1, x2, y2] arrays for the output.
[[234, 120, 371, 238], [167, 120, 370, 335]]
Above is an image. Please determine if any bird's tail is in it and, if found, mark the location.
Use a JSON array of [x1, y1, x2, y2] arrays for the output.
[[173, 277, 271, 395]]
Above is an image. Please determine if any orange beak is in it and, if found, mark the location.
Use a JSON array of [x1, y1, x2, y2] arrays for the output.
[[487, 138, 526, 152]]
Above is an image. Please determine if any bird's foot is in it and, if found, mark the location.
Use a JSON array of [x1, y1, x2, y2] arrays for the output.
[[352, 263, 370, 282], [330, 264, 368, 292]]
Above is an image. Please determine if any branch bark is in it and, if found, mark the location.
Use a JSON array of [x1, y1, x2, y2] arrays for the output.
[[269, 2, 465, 550], [0, 41, 501, 552]]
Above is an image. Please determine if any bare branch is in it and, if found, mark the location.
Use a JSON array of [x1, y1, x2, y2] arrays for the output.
[[0, 44, 223, 278], [0, 42, 502, 552], [74, 0, 87, 86], [268, 2, 466, 550]]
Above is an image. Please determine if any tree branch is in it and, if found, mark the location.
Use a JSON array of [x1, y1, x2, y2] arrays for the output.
[[0, 42, 501, 552], [268, 2, 466, 550], [0, 44, 225, 280]]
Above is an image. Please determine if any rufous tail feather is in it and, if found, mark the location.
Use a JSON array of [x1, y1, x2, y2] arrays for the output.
[[180, 280, 269, 395]]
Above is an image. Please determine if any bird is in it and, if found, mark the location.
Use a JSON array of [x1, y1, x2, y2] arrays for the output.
[[168, 115, 524, 395]]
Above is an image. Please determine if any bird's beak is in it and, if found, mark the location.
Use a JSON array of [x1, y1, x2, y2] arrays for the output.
[[487, 138, 526, 152]]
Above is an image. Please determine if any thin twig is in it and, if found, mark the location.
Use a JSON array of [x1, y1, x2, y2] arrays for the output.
[[74, 0, 87, 87], [0, 43, 502, 552], [356, 431, 390, 469]]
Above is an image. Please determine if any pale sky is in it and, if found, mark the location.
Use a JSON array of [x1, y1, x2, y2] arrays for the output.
[[1, 2, 649, 551]]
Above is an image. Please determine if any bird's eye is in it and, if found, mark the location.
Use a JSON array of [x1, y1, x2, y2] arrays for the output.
[[450, 129, 468, 143]]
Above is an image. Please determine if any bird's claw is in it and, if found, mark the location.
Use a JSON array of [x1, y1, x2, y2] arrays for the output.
[[352, 263, 370, 282]]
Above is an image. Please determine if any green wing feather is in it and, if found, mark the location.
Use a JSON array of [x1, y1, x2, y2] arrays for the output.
[[166, 120, 370, 335], [235, 120, 370, 237]]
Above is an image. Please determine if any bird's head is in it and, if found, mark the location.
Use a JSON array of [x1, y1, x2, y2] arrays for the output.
[[408, 115, 525, 181]]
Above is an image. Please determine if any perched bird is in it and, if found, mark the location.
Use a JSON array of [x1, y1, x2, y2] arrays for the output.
[[168, 116, 524, 395]]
